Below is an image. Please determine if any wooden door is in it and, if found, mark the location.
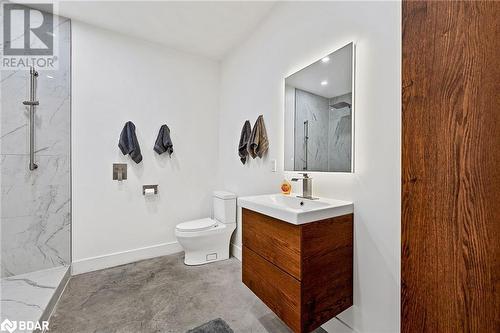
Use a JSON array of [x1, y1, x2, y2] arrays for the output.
[[402, 1, 500, 332]]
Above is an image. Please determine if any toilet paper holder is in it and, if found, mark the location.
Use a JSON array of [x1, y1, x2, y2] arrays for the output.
[[143, 184, 158, 195]]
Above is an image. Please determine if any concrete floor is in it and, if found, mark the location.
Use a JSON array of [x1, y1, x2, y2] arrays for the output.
[[48, 253, 328, 333]]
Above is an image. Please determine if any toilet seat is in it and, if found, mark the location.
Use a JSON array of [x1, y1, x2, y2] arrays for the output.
[[176, 218, 217, 232]]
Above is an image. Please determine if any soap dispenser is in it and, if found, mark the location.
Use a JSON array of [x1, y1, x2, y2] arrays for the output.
[[281, 179, 292, 195]]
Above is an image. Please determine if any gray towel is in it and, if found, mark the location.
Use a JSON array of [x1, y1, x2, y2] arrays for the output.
[[154, 124, 174, 156], [238, 120, 251, 164], [118, 121, 142, 163], [248, 115, 269, 159]]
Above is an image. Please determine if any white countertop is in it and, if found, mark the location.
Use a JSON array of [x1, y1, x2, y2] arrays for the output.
[[238, 193, 353, 225]]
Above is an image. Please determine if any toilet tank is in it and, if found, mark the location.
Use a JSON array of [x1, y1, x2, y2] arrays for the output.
[[213, 191, 236, 224]]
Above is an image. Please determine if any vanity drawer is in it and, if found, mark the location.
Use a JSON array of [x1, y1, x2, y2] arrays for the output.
[[242, 208, 301, 280], [242, 246, 301, 332], [241, 206, 353, 333]]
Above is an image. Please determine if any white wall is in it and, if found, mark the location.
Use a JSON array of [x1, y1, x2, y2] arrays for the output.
[[71, 21, 220, 274], [217, 2, 401, 332]]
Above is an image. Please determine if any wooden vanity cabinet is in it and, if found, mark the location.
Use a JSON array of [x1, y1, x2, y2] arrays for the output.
[[242, 208, 353, 333]]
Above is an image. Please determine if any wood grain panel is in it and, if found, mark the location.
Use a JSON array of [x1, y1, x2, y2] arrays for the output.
[[242, 211, 354, 333], [242, 246, 301, 332], [301, 214, 353, 332], [402, 1, 500, 332], [242, 208, 301, 280]]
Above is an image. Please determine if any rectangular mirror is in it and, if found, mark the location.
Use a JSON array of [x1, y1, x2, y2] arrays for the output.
[[284, 43, 354, 172]]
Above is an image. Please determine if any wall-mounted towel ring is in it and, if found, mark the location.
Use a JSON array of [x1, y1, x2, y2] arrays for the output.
[[154, 124, 174, 156], [118, 121, 142, 164], [248, 115, 269, 159]]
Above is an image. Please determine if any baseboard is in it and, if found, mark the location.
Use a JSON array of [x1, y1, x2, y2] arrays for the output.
[[231, 243, 242, 261], [72, 241, 183, 275]]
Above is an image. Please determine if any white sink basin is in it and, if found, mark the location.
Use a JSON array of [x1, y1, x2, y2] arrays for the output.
[[238, 194, 353, 225]]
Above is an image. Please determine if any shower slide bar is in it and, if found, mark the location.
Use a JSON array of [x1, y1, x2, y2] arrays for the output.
[[22, 66, 39, 170], [303, 120, 309, 170]]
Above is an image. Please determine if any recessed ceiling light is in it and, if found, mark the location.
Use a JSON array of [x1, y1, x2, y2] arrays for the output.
[[321, 57, 330, 63], [321, 80, 328, 86]]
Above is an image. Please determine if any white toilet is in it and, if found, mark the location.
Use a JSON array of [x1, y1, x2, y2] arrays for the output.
[[175, 191, 236, 265]]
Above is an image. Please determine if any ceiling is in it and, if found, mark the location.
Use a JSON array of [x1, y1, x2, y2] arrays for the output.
[[29, 1, 276, 60], [286, 43, 353, 99]]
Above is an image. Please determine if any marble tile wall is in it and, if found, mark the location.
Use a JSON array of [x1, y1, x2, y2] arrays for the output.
[[292, 90, 352, 172], [328, 93, 352, 172], [0, 10, 71, 277], [294, 89, 329, 171]]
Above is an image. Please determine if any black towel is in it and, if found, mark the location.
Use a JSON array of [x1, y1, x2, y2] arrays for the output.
[[238, 120, 251, 164], [154, 124, 174, 156], [118, 121, 142, 164]]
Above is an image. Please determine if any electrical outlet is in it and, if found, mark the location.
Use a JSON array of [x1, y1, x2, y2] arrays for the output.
[[271, 159, 277, 172]]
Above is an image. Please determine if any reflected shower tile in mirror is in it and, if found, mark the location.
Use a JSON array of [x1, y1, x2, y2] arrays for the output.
[[284, 42, 354, 173]]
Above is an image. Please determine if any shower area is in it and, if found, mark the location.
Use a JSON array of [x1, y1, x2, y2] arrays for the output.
[[0, 4, 71, 326], [293, 89, 352, 172]]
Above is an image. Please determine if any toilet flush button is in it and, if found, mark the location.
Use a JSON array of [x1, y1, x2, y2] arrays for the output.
[[206, 253, 217, 261]]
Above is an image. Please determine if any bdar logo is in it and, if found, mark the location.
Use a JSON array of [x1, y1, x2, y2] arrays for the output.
[[0, 319, 17, 333]]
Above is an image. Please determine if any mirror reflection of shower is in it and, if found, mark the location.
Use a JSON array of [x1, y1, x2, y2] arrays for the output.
[[284, 42, 354, 172], [22, 66, 39, 170], [330, 101, 351, 110], [303, 120, 309, 170]]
